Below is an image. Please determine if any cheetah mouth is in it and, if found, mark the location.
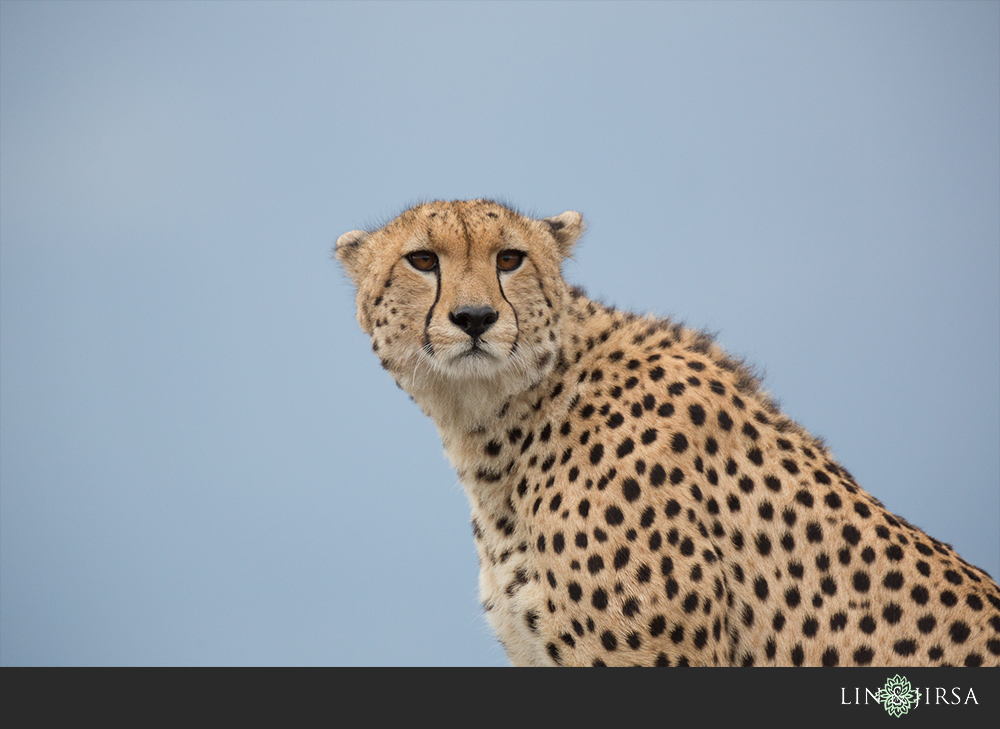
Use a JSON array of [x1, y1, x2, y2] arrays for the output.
[[448, 340, 500, 365], [461, 341, 493, 358]]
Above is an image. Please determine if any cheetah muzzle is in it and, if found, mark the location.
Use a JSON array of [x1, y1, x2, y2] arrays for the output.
[[335, 199, 1000, 667]]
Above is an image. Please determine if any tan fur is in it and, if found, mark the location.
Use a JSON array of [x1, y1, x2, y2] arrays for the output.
[[336, 199, 1000, 666]]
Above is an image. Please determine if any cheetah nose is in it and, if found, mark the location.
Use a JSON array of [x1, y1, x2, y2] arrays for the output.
[[449, 305, 499, 338]]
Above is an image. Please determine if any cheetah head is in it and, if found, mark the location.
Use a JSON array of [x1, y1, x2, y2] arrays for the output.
[[336, 200, 583, 399]]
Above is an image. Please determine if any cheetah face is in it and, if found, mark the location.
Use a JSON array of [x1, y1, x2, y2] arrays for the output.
[[336, 200, 583, 391]]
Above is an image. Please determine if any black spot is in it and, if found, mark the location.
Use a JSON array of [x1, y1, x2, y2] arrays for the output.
[[754, 577, 769, 600], [621, 478, 641, 502], [641, 429, 658, 445], [882, 603, 902, 624], [682, 593, 699, 613], [853, 646, 874, 665], [568, 582, 582, 601], [525, 610, 539, 633], [859, 615, 876, 634], [755, 533, 772, 556], [821, 647, 839, 667], [589, 444, 604, 465], [883, 571, 904, 590], [842, 524, 861, 546], [614, 547, 631, 570], [718, 411, 733, 431], [553, 532, 565, 554], [688, 404, 706, 426], [852, 572, 870, 593], [607, 412, 624, 428], [781, 459, 799, 475], [949, 621, 970, 644], [785, 588, 801, 608], [640, 507, 656, 528], [605, 506, 625, 526], [592, 588, 609, 611], [649, 531, 662, 551], [670, 433, 688, 453], [805, 522, 823, 543], [601, 630, 618, 651], [649, 464, 666, 487], [893, 639, 917, 657], [791, 645, 804, 666], [917, 615, 937, 634]]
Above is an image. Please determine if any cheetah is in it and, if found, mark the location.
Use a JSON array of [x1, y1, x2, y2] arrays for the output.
[[335, 199, 1000, 667]]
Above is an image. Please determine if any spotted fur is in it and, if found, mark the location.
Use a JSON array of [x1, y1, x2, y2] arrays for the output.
[[335, 199, 1000, 667]]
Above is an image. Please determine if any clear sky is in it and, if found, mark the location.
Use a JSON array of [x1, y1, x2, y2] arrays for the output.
[[1, 1, 997, 666]]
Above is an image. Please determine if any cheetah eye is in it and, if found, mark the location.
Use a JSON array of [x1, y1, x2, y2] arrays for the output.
[[497, 250, 524, 272], [406, 251, 438, 271]]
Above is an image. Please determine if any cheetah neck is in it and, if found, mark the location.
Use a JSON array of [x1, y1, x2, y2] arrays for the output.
[[412, 296, 608, 515]]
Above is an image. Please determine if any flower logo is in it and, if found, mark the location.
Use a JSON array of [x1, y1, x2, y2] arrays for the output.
[[878, 674, 918, 717]]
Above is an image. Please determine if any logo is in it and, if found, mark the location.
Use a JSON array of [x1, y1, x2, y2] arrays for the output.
[[878, 675, 918, 718], [841, 674, 979, 715]]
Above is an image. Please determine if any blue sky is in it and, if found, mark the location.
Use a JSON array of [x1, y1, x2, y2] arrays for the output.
[[1, 1, 997, 666]]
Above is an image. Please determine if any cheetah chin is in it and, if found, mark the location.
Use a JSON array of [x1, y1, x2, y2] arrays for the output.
[[336, 199, 1000, 667]]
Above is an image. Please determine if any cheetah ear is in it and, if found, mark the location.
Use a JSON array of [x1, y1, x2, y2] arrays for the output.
[[335, 229, 369, 284], [542, 211, 584, 258]]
